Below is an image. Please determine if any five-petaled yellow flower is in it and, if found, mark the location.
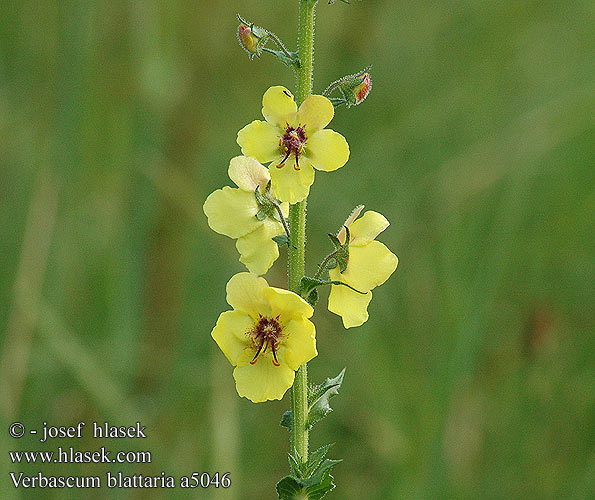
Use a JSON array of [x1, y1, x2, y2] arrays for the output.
[[237, 86, 350, 204], [211, 273, 317, 402], [328, 207, 398, 328], [203, 156, 289, 275]]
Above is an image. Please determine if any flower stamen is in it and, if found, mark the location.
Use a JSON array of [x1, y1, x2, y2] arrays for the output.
[[248, 315, 284, 366], [278, 124, 307, 171]]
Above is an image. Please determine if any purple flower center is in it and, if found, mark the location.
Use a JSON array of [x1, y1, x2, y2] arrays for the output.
[[278, 125, 307, 170], [248, 315, 284, 366]]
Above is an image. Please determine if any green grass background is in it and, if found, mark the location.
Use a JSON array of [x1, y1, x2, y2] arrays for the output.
[[1, 1, 594, 499]]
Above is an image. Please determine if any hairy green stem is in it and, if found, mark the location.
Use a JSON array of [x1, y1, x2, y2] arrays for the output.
[[289, 0, 316, 464]]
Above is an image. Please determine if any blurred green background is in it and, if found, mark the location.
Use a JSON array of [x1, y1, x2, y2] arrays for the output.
[[1, 0, 594, 499]]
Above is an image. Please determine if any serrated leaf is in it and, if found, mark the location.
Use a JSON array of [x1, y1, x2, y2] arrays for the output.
[[288, 451, 302, 477], [273, 234, 289, 246], [304, 459, 342, 487], [301, 444, 333, 478], [276, 473, 336, 500], [307, 369, 346, 429]]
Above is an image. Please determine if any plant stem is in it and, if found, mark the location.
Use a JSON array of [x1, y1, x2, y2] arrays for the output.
[[289, 0, 316, 464]]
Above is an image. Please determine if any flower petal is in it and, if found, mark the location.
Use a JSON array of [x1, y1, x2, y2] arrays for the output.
[[297, 95, 334, 135], [327, 280, 373, 328], [236, 219, 284, 275], [349, 211, 390, 247], [280, 317, 317, 371], [263, 286, 314, 320], [305, 129, 350, 172], [262, 86, 298, 127], [328, 267, 374, 329], [269, 157, 315, 204], [233, 350, 295, 402], [211, 310, 253, 365], [203, 187, 260, 238], [228, 156, 270, 192], [226, 272, 271, 317], [337, 241, 398, 292], [237, 120, 281, 164]]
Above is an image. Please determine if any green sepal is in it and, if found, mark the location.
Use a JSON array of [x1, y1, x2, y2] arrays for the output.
[[300, 277, 364, 305], [307, 368, 345, 429], [328, 0, 351, 5], [273, 234, 290, 246], [305, 288, 319, 306], [254, 186, 276, 220], [327, 228, 350, 272]]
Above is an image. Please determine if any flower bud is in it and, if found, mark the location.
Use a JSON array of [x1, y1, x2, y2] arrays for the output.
[[237, 15, 269, 59], [349, 72, 371, 106], [323, 67, 372, 108]]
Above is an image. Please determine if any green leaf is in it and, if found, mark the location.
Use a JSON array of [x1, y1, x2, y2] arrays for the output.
[[273, 234, 289, 246], [307, 368, 346, 429], [276, 474, 335, 500], [280, 410, 292, 430], [301, 444, 333, 478], [276, 454, 340, 500]]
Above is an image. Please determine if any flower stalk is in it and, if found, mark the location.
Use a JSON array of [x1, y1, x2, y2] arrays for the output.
[[289, 0, 318, 465]]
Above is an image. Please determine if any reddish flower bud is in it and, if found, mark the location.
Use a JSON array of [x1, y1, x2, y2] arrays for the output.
[[238, 23, 258, 54], [237, 15, 269, 59], [351, 72, 371, 106]]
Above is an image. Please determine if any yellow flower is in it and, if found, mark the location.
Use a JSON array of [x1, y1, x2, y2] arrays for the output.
[[328, 207, 398, 328], [203, 156, 289, 275], [237, 86, 350, 204], [211, 273, 317, 402]]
